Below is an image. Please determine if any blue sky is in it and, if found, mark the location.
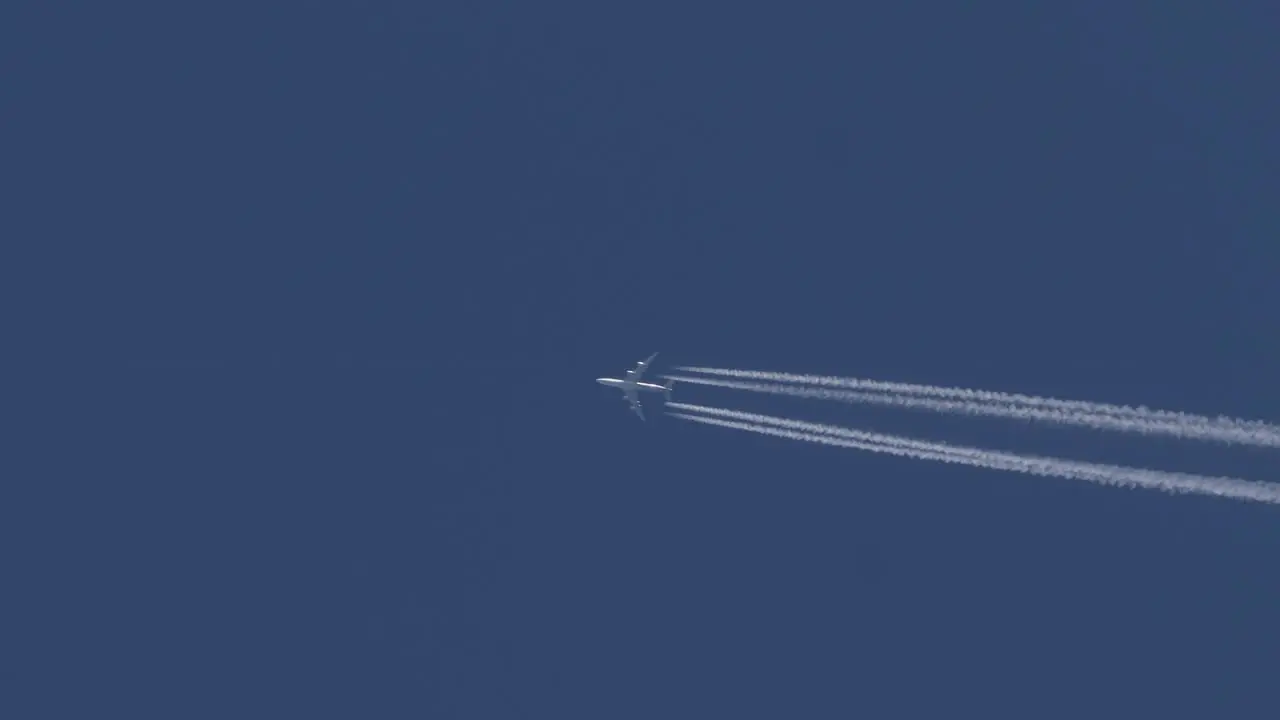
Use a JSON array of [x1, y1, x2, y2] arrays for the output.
[[7, 2, 1280, 718]]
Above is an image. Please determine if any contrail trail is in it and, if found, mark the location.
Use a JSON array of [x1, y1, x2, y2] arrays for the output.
[[667, 403, 1280, 505], [676, 365, 1280, 433], [663, 374, 1280, 448]]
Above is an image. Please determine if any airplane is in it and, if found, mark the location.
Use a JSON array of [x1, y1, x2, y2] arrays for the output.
[[596, 352, 674, 421]]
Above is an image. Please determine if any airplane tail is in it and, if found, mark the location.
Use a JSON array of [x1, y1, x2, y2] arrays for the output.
[[663, 378, 675, 401]]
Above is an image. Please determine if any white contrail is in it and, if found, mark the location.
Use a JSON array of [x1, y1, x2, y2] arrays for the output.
[[676, 366, 1280, 433], [666, 403, 1280, 505], [663, 374, 1280, 448]]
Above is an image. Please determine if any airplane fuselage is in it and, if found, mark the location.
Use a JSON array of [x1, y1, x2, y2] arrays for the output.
[[596, 378, 667, 393]]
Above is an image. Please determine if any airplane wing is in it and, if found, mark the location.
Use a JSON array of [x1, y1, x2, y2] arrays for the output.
[[625, 352, 658, 383], [625, 387, 645, 420]]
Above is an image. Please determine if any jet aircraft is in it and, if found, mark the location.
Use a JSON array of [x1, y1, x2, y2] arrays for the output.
[[596, 352, 674, 420]]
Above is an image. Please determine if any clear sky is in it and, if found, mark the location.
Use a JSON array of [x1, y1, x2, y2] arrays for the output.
[[7, 2, 1280, 718]]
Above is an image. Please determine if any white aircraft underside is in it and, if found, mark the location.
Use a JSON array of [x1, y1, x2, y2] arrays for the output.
[[596, 352, 674, 420]]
